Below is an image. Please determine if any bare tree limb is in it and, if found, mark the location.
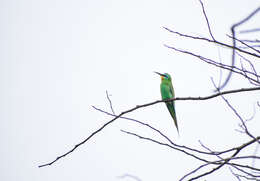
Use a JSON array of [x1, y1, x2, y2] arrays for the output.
[[164, 44, 260, 85], [218, 6, 260, 90], [106, 90, 115, 114], [92, 106, 225, 156], [120, 128, 260, 180], [188, 137, 260, 180], [163, 27, 260, 59], [198, 0, 215, 41], [239, 28, 260, 34], [117, 174, 142, 181], [239, 39, 260, 43], [183, 79, 260, 180], [219, 89, 259, 143], [236, 52, 259, 84], [38, 87, 260, 167], [227, 34, 260, 54]]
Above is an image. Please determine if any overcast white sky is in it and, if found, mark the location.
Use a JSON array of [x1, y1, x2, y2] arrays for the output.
[[1, 0, 260, 180]]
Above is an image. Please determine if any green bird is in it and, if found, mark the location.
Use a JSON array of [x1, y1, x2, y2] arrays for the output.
[[155, 72, 179, 134]]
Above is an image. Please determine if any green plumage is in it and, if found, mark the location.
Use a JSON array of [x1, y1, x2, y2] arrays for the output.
[[155, 72, 179, 134]]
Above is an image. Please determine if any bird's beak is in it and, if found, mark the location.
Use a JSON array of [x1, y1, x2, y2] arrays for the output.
[[154, 71, 165, 80], [154, 71, 164, 77]]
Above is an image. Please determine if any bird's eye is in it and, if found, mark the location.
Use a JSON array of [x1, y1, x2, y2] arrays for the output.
[[164, 74, 168, 79]]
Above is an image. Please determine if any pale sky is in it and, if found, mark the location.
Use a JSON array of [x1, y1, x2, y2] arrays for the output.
[[1, 0, 260, 180]]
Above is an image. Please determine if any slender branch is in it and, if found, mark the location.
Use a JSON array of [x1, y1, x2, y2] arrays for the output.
[[164, 44, 260, 84], [92, 106, 224, 156], [179, 163, 209, 181], [199, 0, 215, 41], [38, 87, 260, 167], [163, 27, 260, 59], [163, 9, 260, 90], [219, 6, 260, 90], [227, 34, 260, 54], [106, 90, 115, 114], [199, 140, 260, 175], [232, 8, 260, 28], [236, 52, 259, 84], [186, 80, 260, 180], [38, 114, 122, 167], [117, 174, 142, 181], [239, 28, 260, 34], [239, 39, 260, 43], [120, 129, 213, 163], [189, 137, 260, 180], [121, 128, 260, 180], [95, 106, 260, 167], [216, 88, 260, 145], [229, 168, 243, 181], [231, 165, 260, 178]]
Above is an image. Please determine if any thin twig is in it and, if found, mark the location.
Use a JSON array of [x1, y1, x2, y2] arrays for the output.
[[239, 39, 260, 43], [219, 90, 255, 140], [189, 138, 258, 180], [236, 52, 259, 83], [164, 44, 260, 84], [219, 7, 260, 90], [117, 174, 142, 181], [92, 106, 221, 155], [229, 168, 242, 181], [38, 87, 260, 167], [106, 90, 115, 114], [163, 27, 260, 59], [239, 28, 260, 34], [199, 0, 215, 41], [227, 34, 260, 54], [120, 129, 214, 163], [186, 79, 259, 180], [121, 128, 260, 180]]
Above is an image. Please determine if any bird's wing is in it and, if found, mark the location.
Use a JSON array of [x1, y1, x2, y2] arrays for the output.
[[169, 83, 175, 98], [168, 84, 179, 133], [168, 84, 175, 107]]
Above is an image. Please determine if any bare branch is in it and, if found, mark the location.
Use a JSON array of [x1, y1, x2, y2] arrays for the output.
[[219, 6, 260, 90], [106, 90, 115, 114], [163, 27, 260, 59], [188, 138, 259, 180], [236, 52, 259, 84], [121, 128, 260, 180], [38, 2, 260, 180], [198, 0, 215, 41], [239, 39, 260, 43], [229, 168, 242, 181], [164, 44, 260, 85], [38, 86, 260, 168], [219, 91, 256, 140], [227, 34, 260, 54], [92, 106, 219, 156], [239, 28, 260, 34], [96, 100, 260, 179], [183, 79, 260, 180], [117, 174, 142, 181]]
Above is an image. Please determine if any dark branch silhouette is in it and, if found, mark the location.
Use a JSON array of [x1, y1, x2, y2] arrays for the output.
[[163, 27, 260, 59], [38, 1, 260, 180], [117, 174, 142, 181], [218, 7, 260, 90], [198, 0, 215, 41], [38, 87, 260, 168], [106, 90, 115, 115], [163, 6, 260, 91], [164, 44, 260, 85]]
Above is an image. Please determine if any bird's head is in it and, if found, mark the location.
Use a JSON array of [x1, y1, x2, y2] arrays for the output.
[[154, 72, 172, 82]]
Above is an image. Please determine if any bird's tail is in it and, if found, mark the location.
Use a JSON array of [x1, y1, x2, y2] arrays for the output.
[[166, 103, 179, 135]]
